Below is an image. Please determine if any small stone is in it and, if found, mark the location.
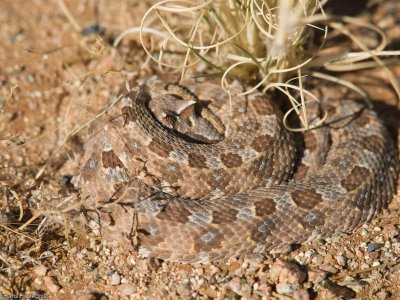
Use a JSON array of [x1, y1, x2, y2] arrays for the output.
[[319, 265, 338, 274], [269, 260, 306, 284], [43, 276, 61, 293], [307, 269, 328, 283], [369, 251, 380, 260], [176, 283, 191, 298], [311, 254, 324, 266], [304, 250, 315, 259], [202, 287, 218, 298], [87, 262, 97, 272], [293, 288, 310, 300], [335, 254, 347, 266], [367, 243, 382, 252], [361, 263, 370, 269], [228, 277, 251, 297], [361, 229, 369, 236], [209, 265, 221, 276], [323, 253, 334, 265], [375, 289, 391, 299], [118, 283, 135, 296], [34, 265, 47, 276], [276, 283, 299, 295], [384, 251, 395, 260], [76, 252, 85, 260], [393, 242, 400, 250], [372, 261, 381, 267], [374, 226, 382, 232], [257, 283, 272, 295], [383, 224, 399, 238], [109, 272, 121, 286], [228, 278, 242, 295]]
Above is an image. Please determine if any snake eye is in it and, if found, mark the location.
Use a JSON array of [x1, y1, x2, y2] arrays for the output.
[[167, 93, 184, 100]]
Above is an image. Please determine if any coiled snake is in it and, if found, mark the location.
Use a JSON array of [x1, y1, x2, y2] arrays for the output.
[[80, 76, 399, 263]]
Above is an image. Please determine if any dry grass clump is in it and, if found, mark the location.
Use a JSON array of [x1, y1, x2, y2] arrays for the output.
[[115, 0, 400, 130]]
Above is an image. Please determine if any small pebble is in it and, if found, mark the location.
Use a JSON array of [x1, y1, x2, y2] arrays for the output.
[[118, 283, 135, 296], [43, 276, 61, 293], [307, 269, 328, 283], [109, 272, 121, 286], [372, 261, 381, 267], [87, 262, 98, 272], [369, 251, 380, 260], [228, 278, 242, 295], [176, 283, 191, 298], [293, 288, 310, 300], [335, 254, 347, 266], [319, 265, 338, 274], [276, 283, 299, 295], [269, 260, 306, 284], [311, 254, 324, 265], [34, 265, 47, 276], [361, 263, 370, 269], [367, 243, 382, 252], [383, 224, 399, 238]]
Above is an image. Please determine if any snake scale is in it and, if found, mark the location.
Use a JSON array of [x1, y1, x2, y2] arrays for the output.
[[79, 76, 399, 263]]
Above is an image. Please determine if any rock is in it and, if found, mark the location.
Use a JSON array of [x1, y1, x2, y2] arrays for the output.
[[383, 224, 399, 238], [367, 243, 382, 252], [228, 277, 242, 295], [293, 288, 310, 300], [323, 253, 334, 265], [276, 283, 299, 295], [335, 254, 347, 267], [201, 287, 218, 298], [109, 272, 121, 286], [372, 261, 381, 267], [118, 283, 135, 296], [228, 277, 251, 297], [257, 282, 272, 295], [269, 260, 306, 284], [33, 265, 47, 276], [369, 251, 380, 260], [176, 283, 191, 298], [307, 269, 328, 284], [43, 276, 61, 293], [311, 254, 324, 266], [319, 265, 338, 274]]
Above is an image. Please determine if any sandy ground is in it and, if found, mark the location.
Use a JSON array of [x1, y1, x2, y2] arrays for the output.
[[1, 0, 400, 299]]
